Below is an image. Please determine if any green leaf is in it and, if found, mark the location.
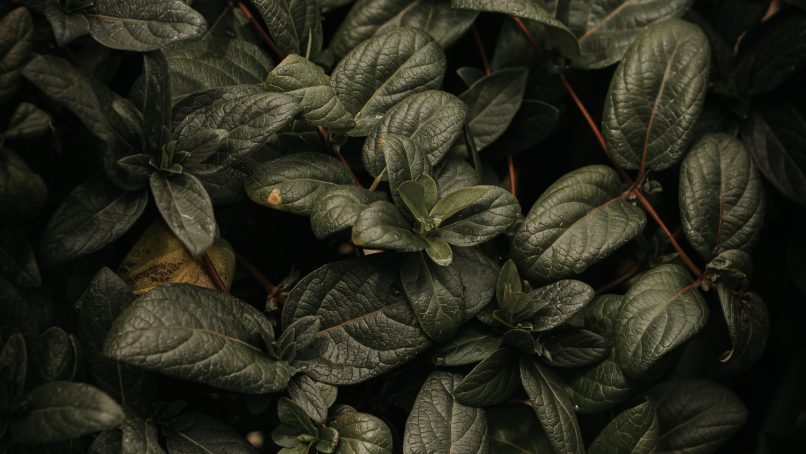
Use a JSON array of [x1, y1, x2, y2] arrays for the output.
[[42, 5, 89, 47], [717, 288, 769, 372], [352, 201, 427, 251], [84, 0, 207, 52], [245, 152, 354, 215], [542, 328, 610, 368], [403, 371, 490, 454], [264, 54, 355, 131], [451, 0, 579, 56], [104, 284, 292, 393], [615, 264, 709, 378], [454, 347, 521, 407], [496, 260, 522, 306], [277, 315, 321, 362], [399, 176, 439, 224], [252, 0, 322, 59], [278, 397, 318, 436], [603, 19, 711, 171], [739, 14, 806, 95], [528, 279, 594, 332], [282, 256, 431, 384], [122, 409, 164, 454], [310, 185, 386, 239], [424, 237, 452, 267], [363, 91, 467, 177], [589, 400, 659, 454], [40, 176, 148, 264], [401, 252, 464, 342], [331, 27, 446, 136], [287, 375, 337, 423], [166, 412, 259, 454], [328, 407, 393, 454], [0, 332, 26, 398], [150, 172, 216, 258], [435, 158, 480, 196], [512, 165, 646, 281], [648, 379, 747, 454], [459, 67, 529, 152], [382, 135, 431, 208], [432, 323, 502, 366], [679, 133, 766, 260], [11, 381, 124, 444], [451, 245, 499, 320], [485, 99, 560, 159], [707, 249, 753, 289], [0, 8, 33, 104], [741, 105, 806, 206], [325, 0, 412, 61], [376, 0, 478, 48], [559, 0, 693, 69], [0, 148, 47, 224], [29, 327, 80, 384], [519, 357, 583, 454], [433, 186, 520, 246], [4, 102, 50, 139], [487, 404, 553, 453], [140, 51, 171, 156]]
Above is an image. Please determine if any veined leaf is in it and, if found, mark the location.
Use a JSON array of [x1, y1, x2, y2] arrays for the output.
[[401, 252, 464, 342], [541, 328, 610, 368], [740, 14, 806, 95], [435, 158, 480, 196], [252, 0, 322, 59], [377, 0, 478, 48], [287, 375, 337, 423], [403, 371, 490, 454], [325, 0, 412, 61], [0, 332, 26, 398], [454, 347, 521, 406], [528, 279, 595, 332], [352, 201, 427, 251], [140, 51, 171, 157], [0, 148, 47, 224], [459, 67, 529, 152], [679, 133, 766, 260], [434, 186, 521, 247], [432, 323, 501, 366], [603, 19, 711, 171], [717, 288, 769, 373], [166, 412, 259, 454], [589, 400, 659, 454], [487, 404, 553, 453], [382, 135, 431, 208], [0, 8, 33, 104], [328, 406, 394, 454], [150, 172, 216, 258], [4, 102, 51, 139], [311, 185, 386, 239], [29, 327, 80, 384], [512, 165, 646, 281], [331, 27, 446, 136]]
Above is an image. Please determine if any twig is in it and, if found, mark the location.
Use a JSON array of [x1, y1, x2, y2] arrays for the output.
[[232, 0, 286, 61], [202, 252, 230, 294], [235, 252, 287, 304], [368, 168, 387, 192], [317, 125, 362, 187], [471, 25, 492, 76], [508, 155, 517, 197]]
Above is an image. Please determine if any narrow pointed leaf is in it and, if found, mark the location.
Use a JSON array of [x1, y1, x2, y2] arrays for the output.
[[401, 252, 464, 342], [150, 173, 216, 258], [528, 279, 595, 332], [459, 67, 529, 152], [0, 8, 33, 104], [454, 347, 521, 407], [589, 400, 660, 454], [432, 323, 502, 367], [310, 186, 386, 239], [328, 407, 393, 454]]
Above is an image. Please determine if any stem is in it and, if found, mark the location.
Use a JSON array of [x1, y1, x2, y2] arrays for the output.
[[202, 252, 230, 294], [508, 155, 517, 197], [511, 17, 542, 54], [631, 188, 702, 277], [471, 25, 492, 75], [235, 253, 286, 304], [317, 125, 362, 187], [233, 0, 286, 61], [368, 168, 387, 192]]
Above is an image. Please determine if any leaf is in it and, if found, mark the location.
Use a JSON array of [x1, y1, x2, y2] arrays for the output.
[[282, 256, 431, 384], [451, 0, 579, 56], [363, 90, 467, 177], [376, 0, 479, 48], [277, 315, 321, 362], [40, 176, 148, 264], [717, 288, 769, 372], [104, 284, 293, 393], [615, 264, 709, 378], [403, 371, 490, 454], [542, 328, 610, 368], [459, 67, 529, 152], [485, 99, 559, 158], [252, 0, 322, 59], [679, 133, 766, 260], [435, 158, 480, 196], [328, 407, 393, 454], [0, 332, 26, 398], [0, 148, 47, 224], [432, 323, 502, 366], [741, 105, 806, 206], [245, 152, 354, 215], [401, 252, 464, 342], [512, 165, 646, 281], [278, 397, 318, 435], [434, 186, 521, 247], [139, 51, 171, 154], [451, 246, 499, 320], [287, 375, 337, 423], [4, 102, 51, 139], [331, 27, 446, 136], [122, 409, 164, 454], [487, 404, 553, 453], [11, 381, 124, 444], [84, 0, 207, 52], [528, 279, 595, 332], [382, 135, 431, 207], [519, 357, 584, 454], [588, 400, 659, 454], [42, 5, 89, 47], [310, 186, 386, 239], [263, 54, 355, 131], [0, 8, 33, 104], [648, 379, 748, 454], [29, 327, 80, 384], [559, 0, 693, 69], [150, 172, 216, 258], [352, 201, 427, 251], [454, 347, 521, 406], [166, 412, 258, 454], [0, 227, 41, 287], [325, 0, 413, 61], [603, 19, 711, 171], [740, 14, 806, 95]]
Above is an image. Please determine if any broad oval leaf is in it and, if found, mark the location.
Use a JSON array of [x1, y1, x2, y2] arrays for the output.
[[528, 279, 595, 332], [331, 27, 447, 136], [679, 133, 766, 260], [382, 135, 431, 207], [0, 8, 33, 104], [245, 152, 354, 215], [85, 0, 207, 52], [363, 90, 467, 177], [328, 406, 394, 454], [325, 0, 413, 60], [252, 0, 322, 59], [432, 323, 502, 366], [560, 0, 693, 69], [311, 185, 386, 239], [512, 165, 646, 281], [104, 284, 293, 393], [403, 371, 490, 454], [589, 400, 659, 454], [519, 357, 584, 454], [454, 347, 521, 407], [377, 0, 478, 48], [29, 327, 80, 384], [487, 404, 553, 453], [401, 253, 464, 342], [352, 201, 427, 251], [541, 328, 610, 368], [166, 412, 258, 454], [648, 379, 748, 454], [287, 375, 337, 423], [603, 19, 710, 171], [150, 172, 216, 258], [615, 264, 709, 378], [40, 176, 148, 264], [11, 381, 124, 444], [282, 256, 431, 384], [459, 67, 529, 152], [434, 185, 521, 247]]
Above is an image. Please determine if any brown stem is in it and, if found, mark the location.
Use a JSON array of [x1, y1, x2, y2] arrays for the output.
[[632, 188, 702, 277], [368, 168, 386, 192], [235, 253, 286, 304], [512, 17, 543, 54], [471, 25, 492, 76], [202, 252, 230, 294], [508, 155, 517, 197], [317, 125, 362, 187], [596, 261, 643, 294], [233, 0, 286, 61]]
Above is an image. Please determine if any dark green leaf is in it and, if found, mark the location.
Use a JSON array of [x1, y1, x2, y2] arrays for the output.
[[485, 99, 559, 158], [717, 288, 769, 372], [603, 19, 710, 171], [4, 103, 50, 139], [310, 185, 386, 239], [277, 315, 321, 362], [352, 201, 427, 251], [512, 165, 646, 281], [459, 67, 529, 152], [328, 407, 393, 454], [403, 371, 489, 454], [0, 332, 26, 398], [331, 27, 446, 136], [11, 381, 124, 444], [377, 0, 478, 48], [454, 347, 521, 406], [42, 5, 89, 47], [432, 323, 501, 366], [519, 357, 584, 454], [166, 412, 258, 454], [542, 328, 610, 368], [435, 158, 480, 196], [529, 279, 594, 332], [325, 0, 412, 61], [282, 256, 431, 384], [434, 186, 520, 247], [287, 375, 337, 423], [150, 172, 216, 258], [496, 260, 522, 311], [140, 51, 171, 154], [0, 149, 47, 224], [252, 0, 322, 59], [0, 227, 41, 287], [401, 252, 464, 342], [278, 397, 318, 435], [85, 0, 207, 52], [451, 245, 499, 320], [104, 284, 292, 393], [589, 400, 659, 454], [424, 236, 452, 266], [0, 8, 33, 104], [740, 14, 806, 95], [29, 327, 79, 384], [40, 176, 148, 264], [122, 409, 164, 454], [487, 404, 553, 453], [615, 264, 709, 378], [382, 135, 431, 208], [707, 249, 753, 289]]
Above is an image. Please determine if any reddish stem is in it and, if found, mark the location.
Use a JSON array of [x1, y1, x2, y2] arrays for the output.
[[471, 25, 492, 76], [235, 253, 286, 304], [508, 155, 517, 197], [202, 252, 230, 294], [317, 125, 362, 187], [233, 1, 286, 61]]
